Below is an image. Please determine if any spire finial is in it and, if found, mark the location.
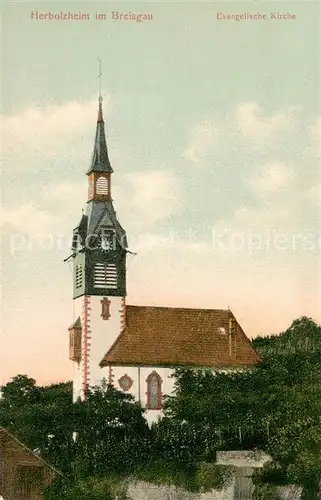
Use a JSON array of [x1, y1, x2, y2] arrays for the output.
[[97, 58, 103, 122], [97, 57, 102, 99]]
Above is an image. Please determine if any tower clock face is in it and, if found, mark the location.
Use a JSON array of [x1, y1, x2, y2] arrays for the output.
[[100, 231, 114, 252]]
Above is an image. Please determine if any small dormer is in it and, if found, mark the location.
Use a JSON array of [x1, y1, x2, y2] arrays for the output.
[[68, 317, 82, 362]]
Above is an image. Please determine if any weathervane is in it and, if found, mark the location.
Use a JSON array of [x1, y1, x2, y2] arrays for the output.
[[97, 57, 102, 99]]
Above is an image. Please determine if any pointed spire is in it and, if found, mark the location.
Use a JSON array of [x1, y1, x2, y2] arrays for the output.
[[87, 96, 113, 175], [87, 58, 113, 175], [98, 95, 103, 123]]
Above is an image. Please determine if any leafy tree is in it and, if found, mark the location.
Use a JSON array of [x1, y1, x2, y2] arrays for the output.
[[0, 376, 74, 471], [0, 374, 39, 404], [44, 474, 118, 500], [2, 316, 321, 496], [162, 317, 321, 494], [73, 384, 149, 476]]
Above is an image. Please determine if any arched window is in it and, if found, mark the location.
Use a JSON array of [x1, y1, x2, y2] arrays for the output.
[[146, 371, 162, 410], [96, 176, 108, 195]]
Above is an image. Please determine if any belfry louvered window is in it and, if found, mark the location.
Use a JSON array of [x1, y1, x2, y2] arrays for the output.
[[96, 176, 108, 195], [94, 263, 118, 289], [75, 265, 83, 288]]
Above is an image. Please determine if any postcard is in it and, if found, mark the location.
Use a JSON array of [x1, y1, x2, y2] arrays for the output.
[[1, 1, 320, 498]]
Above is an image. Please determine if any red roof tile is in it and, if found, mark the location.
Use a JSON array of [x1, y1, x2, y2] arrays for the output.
[[100, 306, 260, 368]]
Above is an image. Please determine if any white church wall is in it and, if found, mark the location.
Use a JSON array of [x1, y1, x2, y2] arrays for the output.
[[111, 366, 175, 425], [71, 293, 178, 424], [72, 295, 85, 401], [87, 295, 123, 387], [73, 362, 82, 402], [72, 295, 123, 401]]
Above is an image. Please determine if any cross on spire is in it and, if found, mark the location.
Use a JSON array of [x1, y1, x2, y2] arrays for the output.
[[97, 57, 102, 98], [86, 58, 113, 175], [97, 58, 104, 122]]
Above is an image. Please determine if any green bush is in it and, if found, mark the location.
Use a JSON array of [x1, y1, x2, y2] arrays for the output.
[[252, 483, 279, 500], [44, 474, 128, 500], [134, 459, 198, 492], [196, 462, 234, 492]]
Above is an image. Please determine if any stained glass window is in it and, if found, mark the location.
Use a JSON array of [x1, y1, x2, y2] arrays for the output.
[[147, 372, 162, 410]]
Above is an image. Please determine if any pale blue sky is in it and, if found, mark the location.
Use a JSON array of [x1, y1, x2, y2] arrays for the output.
[[1, 1, 320, 384]]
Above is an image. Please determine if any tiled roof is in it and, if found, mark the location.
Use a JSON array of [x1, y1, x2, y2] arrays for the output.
[[86, 199, 128, 248], [100, 306, 260, 368], [68, 317, 81, 329], [0, 427, 61, 474]]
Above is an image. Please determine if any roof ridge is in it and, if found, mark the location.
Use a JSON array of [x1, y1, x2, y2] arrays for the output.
[[125, 305, 231, 313]]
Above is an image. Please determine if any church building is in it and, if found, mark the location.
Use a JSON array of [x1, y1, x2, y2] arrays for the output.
[[68, 96, 260, 425]]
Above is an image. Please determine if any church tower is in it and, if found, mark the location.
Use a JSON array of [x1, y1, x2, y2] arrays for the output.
[[68, 96, 127, 401]]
